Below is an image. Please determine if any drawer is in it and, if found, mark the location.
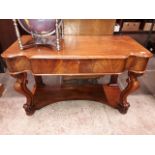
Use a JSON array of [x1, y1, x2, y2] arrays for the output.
[[30, 59, 96, 74], [30, 59, 126, 74]]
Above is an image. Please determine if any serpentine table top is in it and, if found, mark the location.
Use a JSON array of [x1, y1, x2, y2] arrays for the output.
[[3, 35, 152, 58]]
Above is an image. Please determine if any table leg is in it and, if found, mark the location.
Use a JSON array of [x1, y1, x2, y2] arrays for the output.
[[34, 76, 45, 88], [117, 72, 141, 114], [11, 73, 35, 115], [109, 75, 118, 85], [0, 83, 4, 97]]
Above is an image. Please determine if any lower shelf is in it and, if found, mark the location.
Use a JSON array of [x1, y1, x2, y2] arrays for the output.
[[32, 84, 121, 110]]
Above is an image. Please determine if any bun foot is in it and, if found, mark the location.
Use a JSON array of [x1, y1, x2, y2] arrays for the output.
[[23, 104, 35, 116], [117, 102, 130, 114]]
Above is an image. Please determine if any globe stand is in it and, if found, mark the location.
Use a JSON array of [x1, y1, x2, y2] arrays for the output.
[[13, 19, 63, 51]]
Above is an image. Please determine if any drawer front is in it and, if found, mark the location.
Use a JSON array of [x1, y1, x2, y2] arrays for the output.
[[30, 59, 126, 75], [30, 59, 92, 74]]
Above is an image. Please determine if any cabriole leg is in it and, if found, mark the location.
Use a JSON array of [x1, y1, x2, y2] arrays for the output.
[[11, 73, 35, 115], [117, 72, 141, 114]]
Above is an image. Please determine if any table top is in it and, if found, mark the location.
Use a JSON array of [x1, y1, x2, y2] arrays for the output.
[[2, 35, 152, 59]]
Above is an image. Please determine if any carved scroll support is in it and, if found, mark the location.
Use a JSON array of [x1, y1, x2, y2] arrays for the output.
[[11, 73, 35, 115], [117, 72, 142, 114]]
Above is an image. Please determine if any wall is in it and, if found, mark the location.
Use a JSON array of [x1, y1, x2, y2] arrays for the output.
[[64, 19, 115, 35]]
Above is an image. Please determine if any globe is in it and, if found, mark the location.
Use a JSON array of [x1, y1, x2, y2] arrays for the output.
[[18, 19, 56, 36], [15, 19, 63, 50]]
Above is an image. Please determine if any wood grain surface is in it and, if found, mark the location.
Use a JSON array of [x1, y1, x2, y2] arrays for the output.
[[2, 35, 152, 75], [2, 35, 152, 59]]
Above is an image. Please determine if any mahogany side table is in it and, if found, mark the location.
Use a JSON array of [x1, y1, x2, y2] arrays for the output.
[[1, 35, 152, 115]]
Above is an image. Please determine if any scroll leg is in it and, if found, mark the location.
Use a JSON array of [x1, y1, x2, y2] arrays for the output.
[[11, 73, 35, 115], [34, 76, 45, 88], [117, 72, 141, 114]]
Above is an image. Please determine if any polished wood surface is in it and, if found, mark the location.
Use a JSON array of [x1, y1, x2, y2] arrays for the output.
[[117, 72, 141, 113], [2, 35, 152, 59], [63, 19, 115, 81], [11, 73, 35, 115], [1, 35, 152, 115], [64, 19, 115, 35], [2, 35, 152, 75]]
